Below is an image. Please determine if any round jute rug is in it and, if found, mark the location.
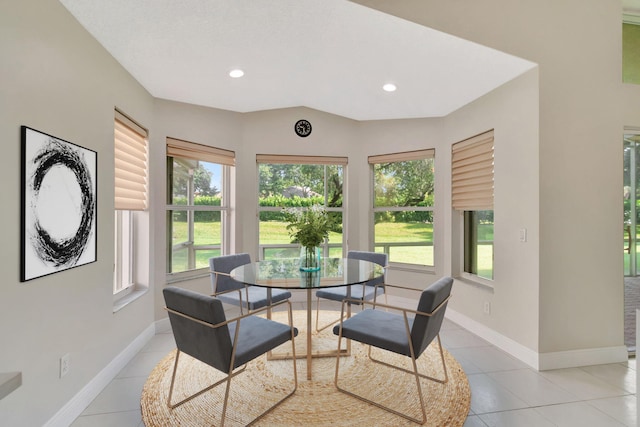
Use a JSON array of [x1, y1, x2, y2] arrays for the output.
[[141, 310, 470, 426]]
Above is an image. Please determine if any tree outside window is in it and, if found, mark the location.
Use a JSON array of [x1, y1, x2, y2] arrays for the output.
[[371, 151, 435, 266], [257, 158, 345, 260]]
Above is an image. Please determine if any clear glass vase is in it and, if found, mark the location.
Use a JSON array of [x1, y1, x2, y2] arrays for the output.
[[300, 246, 321, 272]]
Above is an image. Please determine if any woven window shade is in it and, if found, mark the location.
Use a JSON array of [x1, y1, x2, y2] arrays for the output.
[[451, 130, 494, 210], [368, 148, 434, 164], [115, 111, 148, 211], [256, 154, 347, 165], [167, 137, 235, 166]]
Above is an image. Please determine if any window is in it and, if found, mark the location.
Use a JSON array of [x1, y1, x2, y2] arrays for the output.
[[452, 130, 494, 281], [369, 149, 435, 266], [166, 137, 234, 276], [623, 20, 640, 85], [257, 155, 346, 260], [463, 210, 494, 280], [114, 210, 133, 293], [114, 111, 148, 297]]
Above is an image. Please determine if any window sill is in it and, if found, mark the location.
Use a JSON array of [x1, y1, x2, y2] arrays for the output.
[[166, 269, 210, 284], [113, 287, 148, 313], [0, 372, 21, 401], [388, 263, 436, 275], [454, 274, 494, 292]]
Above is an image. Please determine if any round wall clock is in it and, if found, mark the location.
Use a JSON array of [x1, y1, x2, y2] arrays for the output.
[[294, 119, 312, 138]]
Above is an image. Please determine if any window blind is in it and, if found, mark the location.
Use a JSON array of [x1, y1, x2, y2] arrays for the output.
[[256, 154, 348, 165], [451, 130, 494, 210], [115, 111, 148, 211], [166, 137, 235, 166], [368, 148, 434, 164]]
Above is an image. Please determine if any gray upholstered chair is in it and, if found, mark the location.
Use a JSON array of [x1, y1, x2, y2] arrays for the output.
[[209, 253, 292, 314], [163, 286, 298, 427], [333, 276, 453, 424], [315, 250, 388, 332]]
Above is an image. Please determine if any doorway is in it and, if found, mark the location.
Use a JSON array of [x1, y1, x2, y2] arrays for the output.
[[623, 130, 640, 353]]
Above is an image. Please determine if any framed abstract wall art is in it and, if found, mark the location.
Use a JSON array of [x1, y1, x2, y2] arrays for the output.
[[21, 126, 97, 282]]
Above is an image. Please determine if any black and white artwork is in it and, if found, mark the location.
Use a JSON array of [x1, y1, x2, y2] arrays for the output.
[[21, 126, 97, 282]]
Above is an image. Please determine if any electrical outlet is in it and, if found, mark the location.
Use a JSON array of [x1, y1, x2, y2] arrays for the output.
[[60, 353, 70, 378], [483, 301, 491, 315]]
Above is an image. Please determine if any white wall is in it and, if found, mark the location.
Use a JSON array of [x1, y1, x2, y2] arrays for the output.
[[153, 72, 541, 357], [151, 100, 243, 316], [355, 0, 628, 367], [444, 70, 540, 358], [0, 1, 155, 425], [357, 70, 541, 360], [1, 0, 633, 424]]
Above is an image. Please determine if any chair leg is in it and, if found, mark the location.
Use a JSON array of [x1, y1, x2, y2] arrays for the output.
[[334, 328, 427, 424], [315, 296, 322, 332], [220, 374, 233, 427], [166, 350, 247, 410], [249, 318, 299, 425], [316, 298, 350, 332], [367, 334, 448, 384]]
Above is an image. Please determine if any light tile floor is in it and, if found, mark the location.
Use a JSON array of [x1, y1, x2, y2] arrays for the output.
[[71, 298, 637, 427]]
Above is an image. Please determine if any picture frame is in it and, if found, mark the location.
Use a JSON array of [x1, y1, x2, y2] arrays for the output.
[[21, 126, 97, 282]]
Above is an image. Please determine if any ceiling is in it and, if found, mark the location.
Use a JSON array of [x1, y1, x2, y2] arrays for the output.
[[59, 0, 536, 121]]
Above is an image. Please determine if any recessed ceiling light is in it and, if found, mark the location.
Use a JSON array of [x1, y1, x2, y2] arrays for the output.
[[229, 69, 244, 78], [382, 83, 397, 92]]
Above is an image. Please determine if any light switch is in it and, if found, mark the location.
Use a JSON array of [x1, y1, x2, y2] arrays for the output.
[[519, 228, 527, 242]]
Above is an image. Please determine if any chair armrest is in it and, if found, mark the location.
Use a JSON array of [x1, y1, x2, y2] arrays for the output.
[[165, 298, 293, 329], [209, 270, 232, 277], [211, 287, 244, 297], [377, 283, 423, 293], [340, 293, 451, 318], [223, 298, 292, 326], [211, 287, 245, 309]]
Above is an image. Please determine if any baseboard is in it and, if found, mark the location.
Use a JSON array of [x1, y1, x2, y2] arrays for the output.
[[537, 345, 628, 370], [445, 308, 540, 370], [446, 308, 628, 371], [44, 323, 155, 427], [154, 316, 171, 334]]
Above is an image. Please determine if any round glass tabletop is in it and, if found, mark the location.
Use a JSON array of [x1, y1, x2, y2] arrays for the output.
[[230, 257, 384, 289]]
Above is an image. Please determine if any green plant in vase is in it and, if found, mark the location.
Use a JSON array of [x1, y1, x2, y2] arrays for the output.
[[284, 204, 331, 271]]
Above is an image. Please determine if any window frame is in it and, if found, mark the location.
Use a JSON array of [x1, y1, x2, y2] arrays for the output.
[[369, 149, 436, 269], [452, 130, 494, 283], [256, 155, 347, 261], [462, 210, 494, 282], [165, 139, 233, 281], [114, 209, 133, 297], [113, 110, 149, 310]]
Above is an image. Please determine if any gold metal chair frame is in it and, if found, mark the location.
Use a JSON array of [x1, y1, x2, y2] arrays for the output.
[[165, 299, 298, 427], [315, 264, 389, 333], [333, 284, 451, 425], [210, 269, 250, 314]]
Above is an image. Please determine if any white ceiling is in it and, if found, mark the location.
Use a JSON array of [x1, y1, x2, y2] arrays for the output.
[[59, 0, 536, 121]]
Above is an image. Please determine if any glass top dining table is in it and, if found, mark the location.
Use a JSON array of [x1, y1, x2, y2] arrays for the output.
[[230, 257, 384, 290], [230, 257, 384, 380]]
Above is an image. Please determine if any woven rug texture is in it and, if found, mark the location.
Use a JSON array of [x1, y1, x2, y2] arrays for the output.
[[141, 310, 471, 426]]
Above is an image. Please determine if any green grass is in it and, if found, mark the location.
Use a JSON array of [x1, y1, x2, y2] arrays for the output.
[[170, 220, 493, 276], [476, 243, 494, 280], [258, 221, 343, 245], [374, 221, 433, 242], [171, 220, 221, 245]]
